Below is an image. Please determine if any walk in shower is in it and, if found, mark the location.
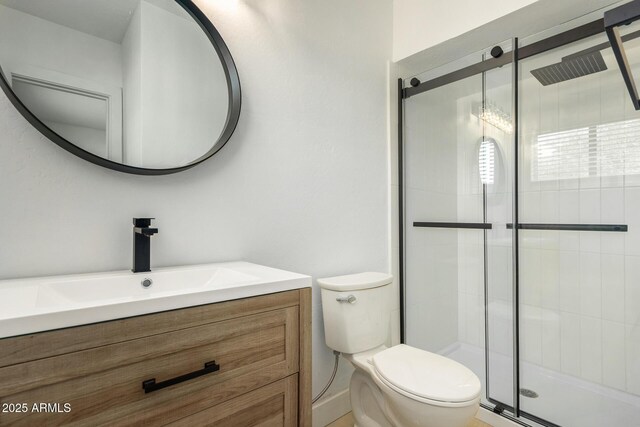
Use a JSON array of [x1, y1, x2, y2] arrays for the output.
[[400, 2, 640, 426]]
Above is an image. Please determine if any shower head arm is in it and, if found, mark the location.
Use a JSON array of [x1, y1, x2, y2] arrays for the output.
[[605, 0, 640, 110]]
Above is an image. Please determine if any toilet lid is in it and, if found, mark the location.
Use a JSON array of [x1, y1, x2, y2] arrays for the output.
[[318, 272, 392, 291], [371, 345, 481, 403]]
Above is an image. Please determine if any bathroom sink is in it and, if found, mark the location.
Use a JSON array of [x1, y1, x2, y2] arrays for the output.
[[37, 266, 260, 304], [0, 262, 310, 338]]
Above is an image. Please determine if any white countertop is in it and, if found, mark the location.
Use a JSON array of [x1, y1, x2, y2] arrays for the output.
[[0, 261, 311, 338]]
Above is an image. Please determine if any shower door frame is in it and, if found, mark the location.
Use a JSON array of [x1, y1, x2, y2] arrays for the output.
[[398, 17, 617, 427]]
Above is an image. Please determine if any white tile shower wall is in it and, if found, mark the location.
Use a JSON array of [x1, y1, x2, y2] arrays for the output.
[[443, 32, 640, 399], [0, 0, 393, 412], [403, 58, 515, 359], [455, 62, 514, 358], [456, 86, 485, 350], [511, 37, 640, 395], [404, 80, 461, 352]]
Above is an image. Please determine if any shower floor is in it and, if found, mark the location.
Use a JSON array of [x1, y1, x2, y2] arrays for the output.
[[443, 343, 640, 427]]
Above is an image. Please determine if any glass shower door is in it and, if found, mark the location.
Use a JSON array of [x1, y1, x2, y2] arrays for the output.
[[517, 16, 640, 427], [403, 4, 640, 425], [403, 42, 516, 412]]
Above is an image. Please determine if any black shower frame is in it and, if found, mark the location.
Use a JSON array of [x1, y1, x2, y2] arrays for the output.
[[397, 16, 625, 427]]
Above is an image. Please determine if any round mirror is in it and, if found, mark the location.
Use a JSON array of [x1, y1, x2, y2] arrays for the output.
[[0, 0, 241, 175]]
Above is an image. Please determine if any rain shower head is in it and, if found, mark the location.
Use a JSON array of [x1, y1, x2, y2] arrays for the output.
[[530, 49, 608, 86]]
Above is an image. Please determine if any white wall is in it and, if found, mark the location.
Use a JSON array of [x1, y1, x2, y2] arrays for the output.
[[393, 0, 623, 80], [393, 0, 537, 62], [0, 0, 393, 423]]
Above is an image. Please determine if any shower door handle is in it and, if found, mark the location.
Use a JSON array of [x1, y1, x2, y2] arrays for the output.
[[506, 223, 627, 232], [413, 222, 492, 229]]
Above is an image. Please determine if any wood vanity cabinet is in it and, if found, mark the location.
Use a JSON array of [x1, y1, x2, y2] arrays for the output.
[[0, 289, 311, 427]]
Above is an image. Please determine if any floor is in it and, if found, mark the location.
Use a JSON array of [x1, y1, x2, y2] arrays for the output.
[[326, 412, 492, 427]]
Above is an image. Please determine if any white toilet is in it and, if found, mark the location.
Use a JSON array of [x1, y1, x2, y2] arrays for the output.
[[319, 272, 481, 427]]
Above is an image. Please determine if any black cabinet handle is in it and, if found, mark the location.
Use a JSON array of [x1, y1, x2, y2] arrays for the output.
[[142, 361, 220, 393]]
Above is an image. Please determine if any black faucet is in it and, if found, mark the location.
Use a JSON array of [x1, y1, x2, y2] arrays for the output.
[[132, 218, 158, 273]]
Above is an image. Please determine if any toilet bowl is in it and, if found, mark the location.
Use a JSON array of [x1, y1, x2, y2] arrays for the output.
[[319, 273, 481, 427]]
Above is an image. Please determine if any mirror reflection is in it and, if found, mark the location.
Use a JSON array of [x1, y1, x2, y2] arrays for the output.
[[0, 0, 230, 169]]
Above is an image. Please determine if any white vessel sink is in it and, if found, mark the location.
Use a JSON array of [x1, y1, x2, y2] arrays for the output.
[[0, 262, 311, 338]]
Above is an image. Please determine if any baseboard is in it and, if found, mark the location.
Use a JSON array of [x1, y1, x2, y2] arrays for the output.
[[312, 388, 351, 426]]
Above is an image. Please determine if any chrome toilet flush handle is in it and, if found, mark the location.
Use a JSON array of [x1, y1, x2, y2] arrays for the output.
[[336, 295, 356, 304]]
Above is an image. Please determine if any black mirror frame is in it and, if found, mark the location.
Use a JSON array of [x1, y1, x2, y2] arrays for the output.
[[0, 0, 241, 175]]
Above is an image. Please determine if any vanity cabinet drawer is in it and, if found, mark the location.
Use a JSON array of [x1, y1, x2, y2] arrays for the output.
[[0, 306, 299, 426], [168, 375, 298, 427]]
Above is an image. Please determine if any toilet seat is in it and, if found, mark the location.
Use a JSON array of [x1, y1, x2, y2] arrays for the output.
[[371, 345, 481, 406]]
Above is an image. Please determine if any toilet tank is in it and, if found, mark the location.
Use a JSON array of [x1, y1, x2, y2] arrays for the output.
[[318, 272, 393, 354]]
